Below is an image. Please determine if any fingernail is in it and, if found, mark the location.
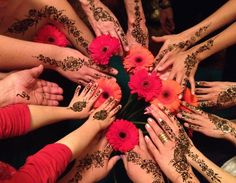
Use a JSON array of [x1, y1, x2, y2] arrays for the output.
[[112, 69, 118, 75], [157, 118, 163, 122], [145, 136, 150, 141], [145, 123, 151, 129], [147, 118, 153, 123]]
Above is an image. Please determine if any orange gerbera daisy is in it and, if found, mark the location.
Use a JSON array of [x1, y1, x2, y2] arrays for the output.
[[123, 46, 154, 73], [151, 80, 182, 112], [94, 78, 122, 108], [180, 88, 198, 111]]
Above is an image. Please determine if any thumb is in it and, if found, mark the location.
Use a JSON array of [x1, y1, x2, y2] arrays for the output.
[[152, 36, 168, 43], [107, 155, 121, 172], [30, 65, 44, 78]]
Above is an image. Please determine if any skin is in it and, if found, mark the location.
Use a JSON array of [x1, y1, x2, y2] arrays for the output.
[[0, 65, 63, 107]]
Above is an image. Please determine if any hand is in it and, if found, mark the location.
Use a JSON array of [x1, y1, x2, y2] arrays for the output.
[[177, 102, 236, 144], [159, 7, 175, 34], [151, 33, 191, 72], [80, 0, 129, 52], [87, 97, 122, 130], [195, 81, 236, 109], [61, 134, 120, 183], [68, 82, 102, 119], [145, 104, 199, 183], [0, 65, 63, 107], [53, 48, 118, 85], [122, 130, 164, 183]]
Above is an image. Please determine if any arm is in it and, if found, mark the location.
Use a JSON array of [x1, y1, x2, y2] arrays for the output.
[[124, 0, 148, 48], [0, 35, 117, 84], [187, 146, 236, 183]]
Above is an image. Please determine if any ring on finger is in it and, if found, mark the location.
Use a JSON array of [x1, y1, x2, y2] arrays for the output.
[[158, 133, 169, 144]]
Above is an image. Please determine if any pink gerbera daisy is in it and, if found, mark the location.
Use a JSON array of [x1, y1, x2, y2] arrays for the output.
[[123, 46, 154, 73], [34, 24, 69, 47], [106, 119, 139, 152], [94, 78, 122, 108], [128, 69, 162, 102], [88, 35, 121, 65]]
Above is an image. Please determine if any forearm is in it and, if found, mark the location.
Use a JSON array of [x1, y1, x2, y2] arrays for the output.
[[0, 35, 63, 71], [187, 146, 236, 183], [28, 105, 79, 131], [188, 22, 236, 63], [57, 120, 100, 159], [124, 0, 146, 25], [180, 0, 236, 45]]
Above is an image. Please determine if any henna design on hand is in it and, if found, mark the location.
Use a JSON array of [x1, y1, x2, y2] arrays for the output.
[[183, 39, 214, 86], [67, 145, 112, 183], [207, 114, 236, 139], [153, 24, 210, 68], [7, 6, 89, 49], [93, 110, 108, 120], [70, 101, 86, 112], [87, 0, 128, 47], [16, 91, 30, 100], [216, 86, 236, 107], [127, 151, 164, 183], [187, 151, 222, 183], [131, 0, 148, 46], [34, 54, 85, 71]]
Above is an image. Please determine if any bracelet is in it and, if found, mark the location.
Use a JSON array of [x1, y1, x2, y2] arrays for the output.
[[158, 0, 172, 9]]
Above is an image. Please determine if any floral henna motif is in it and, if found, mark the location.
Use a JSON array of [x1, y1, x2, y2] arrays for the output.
[[7, 6, 89, 49], [183, 39, 214, 86], [70, 101, 86, 112], [87, 0, 128, 47], [93, 110, 108, 120], [16, 91, 30, 100], [187, 151, 222, 183], [127, 151, 164, 183], [207, 114, 236, 139], [131, 0, 148, 46], [216, 86, 236, 107], [34, 54, 85, 71], [67, 146, 112, 183], [153, 24, 210, 68]]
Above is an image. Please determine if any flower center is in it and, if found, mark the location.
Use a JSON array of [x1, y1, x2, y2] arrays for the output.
[[142, 80, 149, 88], [135, 57, 142, 63], [102, 92, 109, 99], [48, 37, 55, 43], [102, 47, 108, 52], [119, 132, 126, 139], [163, 91, 170, 98]]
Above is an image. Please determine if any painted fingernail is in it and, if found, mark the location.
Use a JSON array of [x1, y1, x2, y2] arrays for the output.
[[145, 123, 151, 129], [147, 118, 153, 123], [145, 136, 150, 141]]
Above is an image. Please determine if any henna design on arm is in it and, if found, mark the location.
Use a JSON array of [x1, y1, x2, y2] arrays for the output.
[[34, 54, 85, 71], [16, 91, 30, 100], [207, 114, 236, 139], [127, 151, 164, 183], [7, 6, 89, 49], [216, 86, 236, 107], [187, 151, 222, 183], [130, 0, 148, 46]]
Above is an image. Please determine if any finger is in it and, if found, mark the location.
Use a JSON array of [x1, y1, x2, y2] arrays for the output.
[[107, 155, 121, 172], [189, 77, 196, 95], [77, 80, 87, 86], [151, 36, 168, 43], [88, 89, 102, 106], [41, 85, 64, 95], [84, 75, 96, 83], [43, 93, 64, 101], [169, 18, 175, 32], [40, 80, 59, 88], [79, 82, 93, 97], [195, 81, 216, 87], [117, 29, 129, 52], [144, 135, 160, 158], [196, 94, 212, 101], [195, 88, 212, 94], [110, 104, 122, 117], [30, 65, 44, 78], [73, 85, 81, 96], [176, 72, 184, 84], [99, 97, 114, 110], [199, 101, 215, 108], [91, 65, 118, 76], [181, 101, 203, 115], [184, 123, 202, 131], [158, 57, 175, 71], [177, 113, 202, 126], [105, 99, 117, 112], [121, 155, 128, 169], [85, 83, 98, 99], [145, 119, 164, 149], [138, 129, 147, 151], [42, 100, 59, 106], [167, 70, 177, 81], [181, 77, 187, 91]]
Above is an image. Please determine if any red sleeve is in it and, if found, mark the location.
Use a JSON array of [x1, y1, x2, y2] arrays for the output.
[[3, 143, 72, 183], [0, 104, 31, 139]]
